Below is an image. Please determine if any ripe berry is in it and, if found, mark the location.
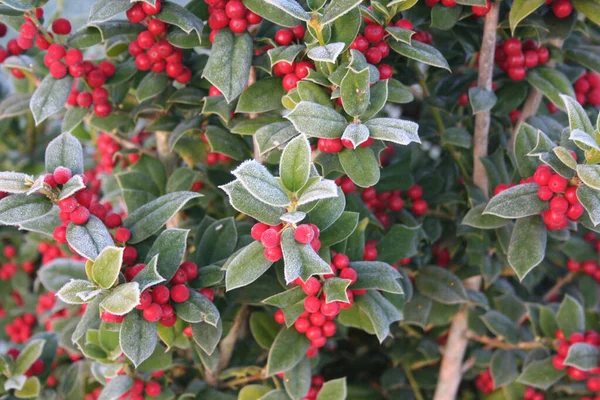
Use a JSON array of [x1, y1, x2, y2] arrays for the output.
[[304, 296, 321, 313], [549, 196, 568, 213], [225, 0, 246, 18], [569, 331, 585, 343], [180, 261, 199, 280], [261, 228, 280, 248], [508, 67, 526, 81], [472, 0, 491, 16], [322, 320, 337, 337], [302, 277, 321, 296], [127, 3, 147, 23], [537, 47, 550, 64], [264, 246, 283, 262], [339, 267, 358, 284], [332, 253, 349, 270], [350, 36, 369, 53], [145, 382, 162, 397], [142, 0, 161, 15], [533, 166, 552, 186], [365, 47, 382, 64], [275, 29, 294, 45], [148, 19, 167, 35], [53, 167, 72, 184], [378, 64, 393, 80], [364, 25, 384, 43], [152, 285, 170, 304], [282, 73, 300, 91], [538, 186, 553, 201], [407, 184, 423, 200], [246, 10, 262, 24], [136, 290, 152, 310], [320, 300, 340, 317], [171, 284, 190, 303], [566, 259, 581, 272], [567, 203, 584, 220], [229, 18, 248, 34], [115, 227, 131, 242], [310, 311, 326, 326], [94, 102, 112, 118], [553, 0, 573, 18], [50, 61, 67, 79], [412, 199, 428, 216], [306, 326, 323, 340], [295, 61, 314, 79], [53, 226, 67, 243], [20, 21, 37, 39], [318, 138, 343, 153], [295, 317, 310, 332], [503, 38, 522, 56], [274, 309, 286, 324], [143, 303, 163, 322], [294, 224, 315, 244], [395, 19, 413, 30], [52, 18, 71, 35], [137, 31, 155, 49], [548, 174, 567, 193], [70, 206, 90, 225]]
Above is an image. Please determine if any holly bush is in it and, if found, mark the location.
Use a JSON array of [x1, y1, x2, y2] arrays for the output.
[[0, 0, 600, 399]]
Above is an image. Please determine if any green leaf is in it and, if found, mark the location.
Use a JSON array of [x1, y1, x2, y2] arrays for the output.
[[203, 30, 253, 103], [14, 339, 46, 375], [577, 165, 600, 191], [356, 290, 403, 342], [144, 228, 188, 282], [431, 3, 462, 31], [225, 241, 273, 291], [0, 93, 32, 119], [484, 183, 548, 218], [100, 282, 141, 315], [385, 27, 414, 45], [341, 124, 370, 149], [157, 317, 189, 350], [351, 261, 403, 294], [56, 279, 98, 304], [174, 289, 220, 326], [306, 186, 346, 231], [123, 192, 202, 243], [577, 185, 600, 226], [556, 295, 585, 338], [364, 118, 420, 145], [45, 132, 84, 175], [240, 385, 273, 400], [62, 106, 89, 133], [323, 277, 352, 303], [507, 216, 546, 280], [564, 343, 600, 371], [316, 378, 347, 400], [221, 180, 286, 225], [192, 319, 222, 356], [296, 179, 338, 206], [284, 357, 311, 400], [133, 255, 165, 292], [416, 266, 468, 304], [481, 310, 519, 344], [0, 194, 52, 225], [561, 94, 594, 134], [341, 67, 370, 117], [307, 43, 346, 63], [266, 328, 310, 376], [509, 0, 546, 34], [281, 228, 332, 284], [526, 69, 575, 112], [97, 375, 133, 400], [570, 129, 599, 152], [321, 0, 362, 24], [319, 211, 359, 246], [513, 123, 540, 178], [250, 312, 280, 349], [469, 87, 497, 114], [517, 357, 566, 390], [339, 147, 380, 188], [157, 2, 203, 43], [261, 0, 310, 21], [30, 75, 74, 125], [376, 224, 421, 262], [280, 134, 311, 193], [572, 0, 600, 27], [205, 125, 251, 161], [236, 77, 286, 113], [256, 121, 299, 155], [91, 246, 123, 289], [233, 161, 290, 207], [197, 217, 238, 267], [463, 203, 510, 229], [0, 171, 32, 194], [565, 47, 600, 76], [88, 0, 131, 24], [490, 350, 519, 388], [14, 376, 40, 399], [120, 310, 157, 367], [59, 175, 86, 201], [268, 45, 306, 65], [168, 116, 203, 151], [38, 258, 87, 292], [389, 40, 450, 71], [285, 101, 347, 139], [67, 215, 115, 261], [136, 72, 169, 102]]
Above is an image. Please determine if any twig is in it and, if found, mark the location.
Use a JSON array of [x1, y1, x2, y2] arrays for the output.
[[103, 132, 155, 156], [543, 272, 574, 301], [433, 4, 499, 400], [404, 364, 425, 400], [467, 333, 546, 350]]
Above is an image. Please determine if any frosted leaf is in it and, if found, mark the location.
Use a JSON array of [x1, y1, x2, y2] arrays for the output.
[[262, 0, 310, 21], [256, 121, 299, 154], [57, 279, 97, 304], [307, 42, 345, 63], [174, 290, 220, 326], [221, 180, 286, 225], [120, 310, 157, 367], [341, 124, 370, 148], [88, 0, 131, 23], [58, 175, 86, 201], [232, 160, 291, 207], [285, 101, 347, 138], [297, 179, 338, 206], [67, 215, 115, 261], [365, 118, 420, 145], [100, 282, 141, 315], [280, 211, 306, 224], [0, 194, 53, 225], [45, 132, 84, 174], [0, 171, 33, 194], [321, 0, 363, 24], [281, 228, 332, 284], [133, 255, 165, 292], [30, 75, 74, 125], [225, 241, 273, 291]]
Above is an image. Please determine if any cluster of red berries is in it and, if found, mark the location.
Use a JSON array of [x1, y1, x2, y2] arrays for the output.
[[475, 368, 494, 394], [425, 0, 492, 17], [299, 375, 327, 400], [523, 387, 545, 400], [552, 329, 600, 391], [198, 130, 234, 165], [494, 165, 583, 230], [117, 378, 162, 399], [274, 252, 361, 358], [574, 72, 600, 107], [126, 3, 191, 84], [361, 184, 429, 226], [5, 313, 37, 343], [0, 244, 17, 280], [546, 0, 573, 19], [317, 135, 376, 154], [251, 223, 321, 262], [206, 0, 262, 37], [349, 20, 391, 68], [273, 58, 313, 92], [565, 259, 600, 282], [494, 38, 550, 81], [6, 348, 45, 376], [458, 81, 498, 107], [38, 241, 68, 265]]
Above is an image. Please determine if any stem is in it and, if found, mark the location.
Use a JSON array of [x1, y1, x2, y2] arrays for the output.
[[311, 18, 334, 74], [467, 333, 547, 350], [433, 4, 499, 400], [404, 364, 425, 400], [543, 272, 574, 301], [103, 132, 155, 156]]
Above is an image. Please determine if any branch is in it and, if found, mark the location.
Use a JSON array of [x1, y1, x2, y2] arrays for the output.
[[433, 4, 499, 399], [103, 132, 155, 156], [543, 272, 574, 301], [467, 333, 547, 350]]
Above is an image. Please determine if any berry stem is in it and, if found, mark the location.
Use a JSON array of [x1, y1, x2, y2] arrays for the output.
[[404, 364, 425, 400]]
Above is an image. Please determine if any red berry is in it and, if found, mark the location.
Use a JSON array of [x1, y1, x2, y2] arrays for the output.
[[395, 19, 413, 30], [533, 166, 552, 186], [52, 18, 71, 35], [567, 203, 584, 220], [142, 0, 161, 15], [407, 184, 423, 200], [127, 3, 147, 23], [304, 296, 321, 313], [412, 199, 428, 216], [295, 61, 314, 79], [137, 30, 155, 49], [225, 0, 246, 18], [70, 206, 90, 225], [274, 309, 286, 324], [364, 25, 384, 43], [339, 267, 358, 284], [508, 67, 526, 81], [503, 38, 522, 56], [349, 36, 369, 53], [318, 138, 343, 153], [229, 18, 248, 34], [94, 102, 112, 118], [53, 167, 72, 184], [295, 317, 310, 332], [569, 331, 585, 343], [170, 284, 190, 303], [365, 47, 382, 64], [332, 253, 349, 270], [145, 381, 162, 397], [549, 196, 568, 213], [275, 29, 294, 45], [246, 10, 262, 24], [143, 303, 163, 322], [537, 47, 550, 64], [152, 285, 170, 304], [136, 290, 152, 310], [264, 246, 283, 262], [49, 61, 67, 79], [261, 228, 280, 248], [20, 21, 37, 39], [294, 224, 315, 244], [302, 277, 321, 296], [115, 227, 131, 242], [378, 64, 393, 80], [548, 174, 568, 193], [538, 186, 553, 201], [553, 0, 573, 18], [282, 73, 300, 91]]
